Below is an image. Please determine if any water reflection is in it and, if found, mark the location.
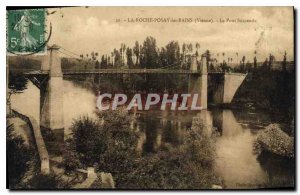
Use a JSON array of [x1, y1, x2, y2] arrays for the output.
[[257, 151, 295, 188], [63, 80, 97, 136], [11, 81, 40, 123], [212, 109, 267, 189], [137, 108, 270, 189]]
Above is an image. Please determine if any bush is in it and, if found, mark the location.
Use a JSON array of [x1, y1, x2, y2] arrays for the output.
[[116, 149, 218, 189], [66, 116, 108, 167], [65, 109, 218, 189], [21, 173, 69, 189], [185, 116, 216, 167], [65, 108, 138, 170], [113, 115, 218, 189], [254, 124, 294, 158], [95, 108, 139, 175], [63, 147, 81, 172], [7, 123, 32, 189]]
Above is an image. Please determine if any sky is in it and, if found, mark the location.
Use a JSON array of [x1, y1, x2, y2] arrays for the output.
[[47, 6, 294, 62]]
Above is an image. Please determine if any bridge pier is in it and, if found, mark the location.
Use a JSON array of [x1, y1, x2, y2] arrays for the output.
[[188, 54, 207, 109], [40, 45, 64, 148], [208, 72, 247, 104]]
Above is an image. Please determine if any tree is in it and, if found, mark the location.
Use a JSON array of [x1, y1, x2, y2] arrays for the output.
[[253, 50, 257, 69], [165, 41, 181, 66], [66, 116, 108, 167], [111, 52, 115, 67], [113, 49, 122, 68], [262, 58, 269, 71], [187, 43, 193, 54], [95, 60, 100, 69], [100, 55, 108, 69], [133, 41, 140, 67], [268, 53, 275, 71], [122, 44, 126, 62], [222, 52, 225, 64], [209, 62, 215, 72], [282, 51, 287, 71], [254, 56, 257, 70], [8, 71, 28, 113], [205, 50, 211, 63], [245, 61, 252, 72], [242, 56, 246, 65], [8, 71, 28, 94], [126, 47, 134, 68], [107, 56, 111, 67], [91, 52, 96, 61], [182, 43, 187, 62], [159, 47, 168, 67], [140, 36, 159, 68], [195, 42, 200, 56], [119, 43, 126, 66]]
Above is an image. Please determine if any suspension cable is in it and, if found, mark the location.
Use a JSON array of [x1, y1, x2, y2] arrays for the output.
[[58, 50, 80, 59]]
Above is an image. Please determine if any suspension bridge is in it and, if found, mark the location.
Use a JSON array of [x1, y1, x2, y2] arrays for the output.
[[21, 45, 247, 148]]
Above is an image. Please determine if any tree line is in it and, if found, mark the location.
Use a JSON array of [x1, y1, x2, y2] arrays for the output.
[[72, 36, 291, 73], [79, 36, 203, 70]]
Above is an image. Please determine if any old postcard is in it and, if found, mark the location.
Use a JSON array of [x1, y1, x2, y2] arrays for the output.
[[6, 6, 295, 190]]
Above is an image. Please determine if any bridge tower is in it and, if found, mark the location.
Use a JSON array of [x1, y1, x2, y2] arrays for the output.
[[40, 45, 64, 145], [188, 54, 208, 109]]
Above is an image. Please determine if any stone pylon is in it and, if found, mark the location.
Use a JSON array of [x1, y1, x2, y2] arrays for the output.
[[188, 54, 208, 109], [40, 45, 64, 143]]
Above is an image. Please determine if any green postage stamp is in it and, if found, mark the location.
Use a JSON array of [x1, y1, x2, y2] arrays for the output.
[[7, 9, 46, 55]]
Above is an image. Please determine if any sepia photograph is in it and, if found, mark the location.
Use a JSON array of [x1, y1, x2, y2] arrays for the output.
[[6, 6, 295, 190]]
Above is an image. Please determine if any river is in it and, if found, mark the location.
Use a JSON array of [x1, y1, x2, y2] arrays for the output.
[[10, 79, 294, 189]]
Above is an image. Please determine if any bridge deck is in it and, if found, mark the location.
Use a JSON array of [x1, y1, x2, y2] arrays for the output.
[[23, 69, 201, 76], [23, 69, 246, 76]]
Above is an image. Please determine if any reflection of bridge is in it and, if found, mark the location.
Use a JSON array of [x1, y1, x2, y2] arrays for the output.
[[24, 45, 246, 143]]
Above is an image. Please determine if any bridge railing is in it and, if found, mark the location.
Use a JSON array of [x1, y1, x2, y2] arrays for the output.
[[19, 68, 246, 76], [62, 68, 201, 74]]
